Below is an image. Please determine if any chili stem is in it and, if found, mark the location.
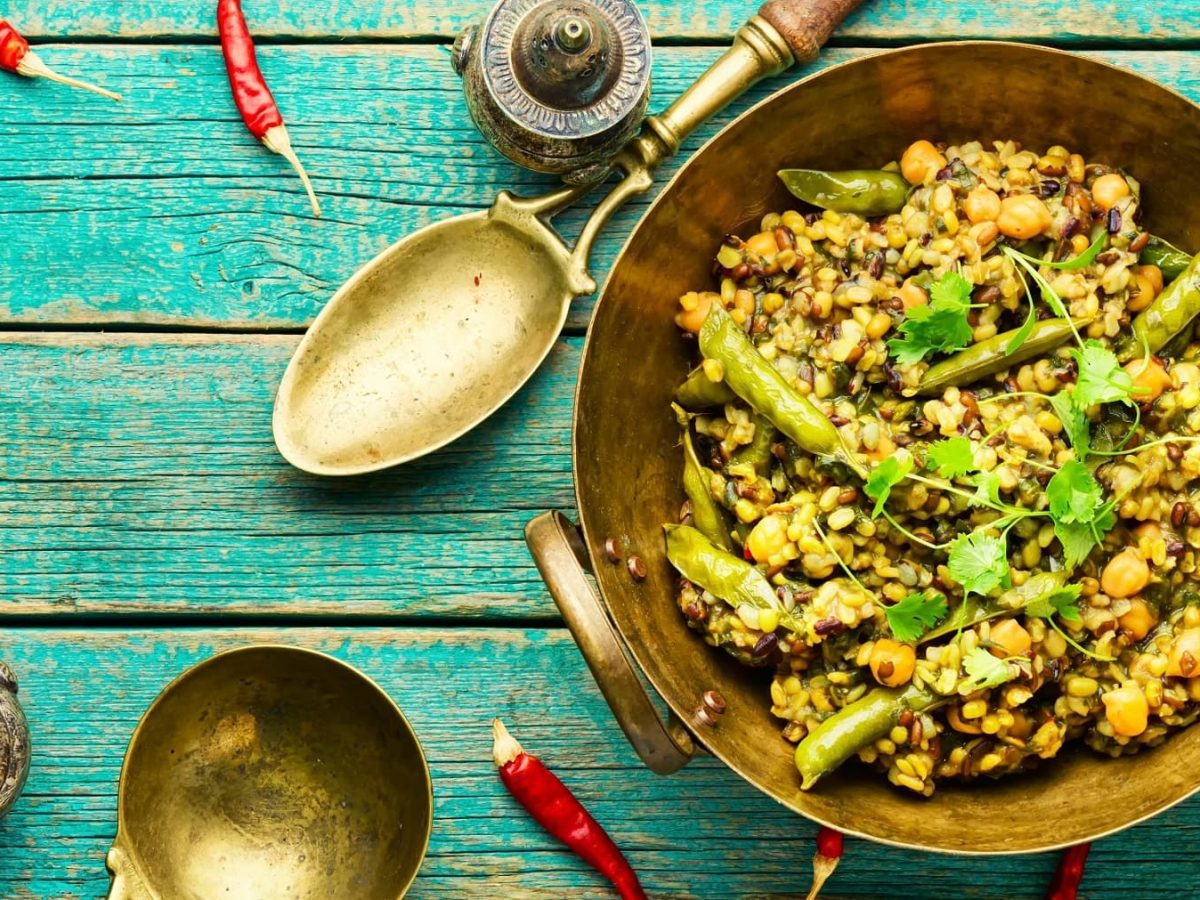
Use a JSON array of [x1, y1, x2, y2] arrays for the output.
[[262, 124, 321, 217], [805, 827, 843, 900], [18, 51, 122, 101]]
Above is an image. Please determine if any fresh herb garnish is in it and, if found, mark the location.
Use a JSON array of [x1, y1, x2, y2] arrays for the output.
[[887, 270, 975, 365], [926, 437, 975, 479], [865, 453, 913, 517], [1054, 507, 1116, 571], [1007, 231, 1107, 272], [1046, 460, 1105, 525], [886, 591, 949, 642], [1072, 340, 1140, 408], [968, 470, 1003, 509], [961, 646, 1018, 691], [1023, 582, 1115, 661], [948, 531, 1011, 598], [1049, 391, 1091, 460]]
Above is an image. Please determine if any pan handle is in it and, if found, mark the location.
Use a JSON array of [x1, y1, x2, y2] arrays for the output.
[[525, 512, 696, 775], [758, 0, 866, 64], [106, 844, 154, 899]]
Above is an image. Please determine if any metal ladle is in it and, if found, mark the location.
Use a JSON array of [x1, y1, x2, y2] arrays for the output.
[[273, 0, 863, 475]]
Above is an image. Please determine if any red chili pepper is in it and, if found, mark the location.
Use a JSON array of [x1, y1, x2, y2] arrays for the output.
[[805, 826, 844, 900], [0, 19, 121, 101], [492, 719, 647, 900], [1047, 842, 1091, 900], [217, 0, 321, 216]]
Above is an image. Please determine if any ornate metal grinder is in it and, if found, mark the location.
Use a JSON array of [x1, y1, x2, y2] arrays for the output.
[[453, 0, 652, 183], [0, 660, 30, 819]]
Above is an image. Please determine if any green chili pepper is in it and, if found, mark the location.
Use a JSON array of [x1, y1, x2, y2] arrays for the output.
[[1127, 250, 1200, 359], [794, 684, 939, 790], [682, 431, 733, 550], [699, 305, 864, 476], [1140, 235, 1193, 281], [675, 364, 737, 410], [730, 414, 777, 475], [919, 571, 1068, 643], [778, 169, 909, 216], [914, 318, 1081, 396], [664, 524, 795, 629]]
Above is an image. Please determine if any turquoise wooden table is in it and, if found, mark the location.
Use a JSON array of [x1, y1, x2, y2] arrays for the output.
[[1, 2, 1199, 897]]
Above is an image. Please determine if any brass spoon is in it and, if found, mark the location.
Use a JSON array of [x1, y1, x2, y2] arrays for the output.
[[273, 0, 863, 475]]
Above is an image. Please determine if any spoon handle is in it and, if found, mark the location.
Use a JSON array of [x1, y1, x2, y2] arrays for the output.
[[759, 0, 866, 63]]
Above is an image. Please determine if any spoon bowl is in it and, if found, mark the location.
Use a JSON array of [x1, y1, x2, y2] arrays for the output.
[[274, 189, 593, 475]]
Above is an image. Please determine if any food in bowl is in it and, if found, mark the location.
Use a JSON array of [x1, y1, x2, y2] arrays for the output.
[[666, 137, 1200, 796]]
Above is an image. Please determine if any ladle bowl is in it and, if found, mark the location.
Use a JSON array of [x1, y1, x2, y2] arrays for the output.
[[106, 646, 432, 899]]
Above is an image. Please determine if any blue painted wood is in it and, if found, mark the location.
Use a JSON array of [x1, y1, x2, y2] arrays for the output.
[[1, 628, 1198, 899], [5, 0, 1199, 42], [0, 48, 1195, 330]]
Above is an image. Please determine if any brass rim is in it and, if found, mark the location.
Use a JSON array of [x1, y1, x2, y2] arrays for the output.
[[573, 39, 1200, 855], [113, 644, 433, 894]]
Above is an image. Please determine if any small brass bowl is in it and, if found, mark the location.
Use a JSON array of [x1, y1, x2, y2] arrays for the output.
[[106, 646, 432, 899]]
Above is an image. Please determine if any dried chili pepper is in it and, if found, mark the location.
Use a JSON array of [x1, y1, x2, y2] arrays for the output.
[[1046, 842, 1090, 900], [491, 719, 647, 900], [0, 19, 121, 101], [217, 0, 321, 216], [805, 826, 843, 900]]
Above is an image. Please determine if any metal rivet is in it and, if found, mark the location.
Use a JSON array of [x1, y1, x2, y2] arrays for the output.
[[702, 690, 726, 715], [694, 706, 718, 728], [626, 554, 647, 581], [603, 536, 622, 563]]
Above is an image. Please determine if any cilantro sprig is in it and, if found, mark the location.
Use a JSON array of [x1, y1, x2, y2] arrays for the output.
[[886, 591, 948, 642], [1023, 582, 1115, 661], [961, 646, 1020, 692], [887, 270, 975, 365]]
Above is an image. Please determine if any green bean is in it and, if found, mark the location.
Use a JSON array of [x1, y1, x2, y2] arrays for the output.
[[794, 684, 938, 790], [1127, 250, 1200, 359], [664, 524, 796, 629], [676, 364, 737, 409], [699, 305, 864, 476], [730, 414, 777, 475], [919, 571, 1067, 643], [914, 318, 1081, 396], [778, 169, 909, 216], [1140, 235, 1193, 281], [682, 431, 733, 550]]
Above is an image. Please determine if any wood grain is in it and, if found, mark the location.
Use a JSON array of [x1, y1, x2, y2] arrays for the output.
[[0, 47, 1196, 332], [4, 0, 1198, 42], [0, 333, 575, 618], [2, 627, 1198, 899]]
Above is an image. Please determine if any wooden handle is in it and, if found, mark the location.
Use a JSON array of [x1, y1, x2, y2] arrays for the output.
[[525, 511, 696, 775], [758, 0, 865, 62]]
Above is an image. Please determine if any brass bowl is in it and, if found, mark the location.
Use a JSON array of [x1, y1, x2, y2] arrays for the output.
[[529, 41, 1200, 853], [106, 646, 432, 898]]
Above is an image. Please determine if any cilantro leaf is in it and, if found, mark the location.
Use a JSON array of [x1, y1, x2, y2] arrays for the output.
[[1049, 391, 1091, 460], [1007, 250, 1071, 320], [1054, 506, 1116, 570], [1006, 294, 1038, 356], [1072, 340, 1138, 409], [948, 531, 1011, 597], [1007, 231, 1107, 272], [961, 646, 1018, 692], [926, 437, 975, 479], [1024, 584, 1083, 623], [864, 453, 913, 517], [968, 470, 1002, 509], [886, 591, 949, 642], [1046, 460, 1104, 525], [887, 270, 974, 365]]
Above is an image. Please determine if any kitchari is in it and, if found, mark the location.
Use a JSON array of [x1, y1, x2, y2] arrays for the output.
[[667, 138, 1200, 795]]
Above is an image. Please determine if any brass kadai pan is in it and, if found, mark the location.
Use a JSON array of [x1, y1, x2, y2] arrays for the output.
[[528, 42, 1200, 853]]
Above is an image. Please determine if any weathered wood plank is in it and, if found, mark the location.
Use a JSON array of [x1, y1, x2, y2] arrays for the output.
[[5, 0, 1199, 43], [0, 47, 1197, 331], [1, 627, 1197, 898], [0, 333, 576, 617]]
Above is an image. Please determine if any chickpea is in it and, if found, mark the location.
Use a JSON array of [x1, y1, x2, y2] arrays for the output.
[[1102, 684, 1149, 737], [1101, 547, 1151, 598], [900, 140, 947, 185], [746, 514, 788, 563], [996, 194, 1052, 240], [675, 292, 715, 334], [1118, 597, 1157, 642], [1091, 173, 1131, 212], [1166, 628, 1200, 677], [898, 279, 928, 310], [1139, 264, 1164, 295], [1123, 357, 1172, 404], [744, 231, 781, 275], [989, 619, 1031, 658], [963, 185, 1002, 223], [1127, 265, 1163, 313], [869, 639, 916, 687]]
